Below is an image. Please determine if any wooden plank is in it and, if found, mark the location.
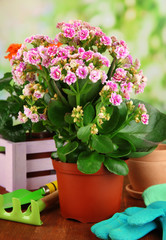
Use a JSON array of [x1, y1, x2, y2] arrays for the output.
[[27, 175, 57, 190], [27, 158, 54, 172], [26, 139, 56, 154]]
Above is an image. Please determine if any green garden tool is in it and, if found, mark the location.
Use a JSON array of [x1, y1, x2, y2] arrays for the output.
[[3, 181, 58, 209], [0, 189, 59, 226]]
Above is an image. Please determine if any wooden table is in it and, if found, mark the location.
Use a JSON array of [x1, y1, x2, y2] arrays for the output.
[[0, 177, 162, 240]]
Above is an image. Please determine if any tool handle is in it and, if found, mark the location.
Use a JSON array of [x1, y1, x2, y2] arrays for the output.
[[38, 190, 59, 212], [41, 181, 58, 195]]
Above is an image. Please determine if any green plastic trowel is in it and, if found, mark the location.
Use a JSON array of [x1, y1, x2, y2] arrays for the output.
[[2, 181, 58, 209]]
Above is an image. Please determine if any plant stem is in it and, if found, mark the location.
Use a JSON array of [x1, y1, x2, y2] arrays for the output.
[[76, 81, 80, 106], [51, 80, 69, 106], [70, 85, 77, 94], [107, 57, 116, 80], [111, 114, 134, 138]]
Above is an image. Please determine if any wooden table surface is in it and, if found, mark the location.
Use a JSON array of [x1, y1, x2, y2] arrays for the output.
[[0, 177, 162, 240]]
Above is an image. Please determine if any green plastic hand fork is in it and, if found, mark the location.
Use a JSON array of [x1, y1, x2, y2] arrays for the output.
[[0, 190, 59, 226]]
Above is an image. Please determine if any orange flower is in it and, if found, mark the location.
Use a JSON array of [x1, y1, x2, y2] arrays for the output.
[[4, 43, 22, 61], [47, 42, 62, 48]]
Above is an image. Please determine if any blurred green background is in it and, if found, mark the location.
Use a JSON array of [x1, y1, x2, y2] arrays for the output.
[[0, 0, 166, 112]]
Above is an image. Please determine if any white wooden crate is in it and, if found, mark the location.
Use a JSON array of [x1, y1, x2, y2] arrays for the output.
[[0, 136, 57, 192]]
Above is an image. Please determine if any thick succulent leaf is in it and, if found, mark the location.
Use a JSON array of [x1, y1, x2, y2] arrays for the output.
[[0, 72, 12, 91], [77, 151, 104, 174], [120, 99, 166, 155], [99, 106, 119, 134], [57, 141, 78, 162], [83, 103, 95, 125], [104, 157, 129, 176], [48, 100, 69, 128], [77, 125, 91, 142], [91, 135, 113, 153]]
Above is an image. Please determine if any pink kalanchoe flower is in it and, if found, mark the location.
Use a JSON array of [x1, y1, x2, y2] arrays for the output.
[[106, 81, 118, 92], [23, 83, 32, 96], [76, 66, 89, 79], [109, 92, 122, 106], [138, 103, 147, 113], [30, 113, 39, 123], [24, 106, 32, 118], [112, 68, 127, 82], [38, 46, 48, 59], [134, 58, 141, 69], [34, 90, 44, 99], [26, 72, 36, 82], [89, 70, 101, 83], [141, 114, 149, 125], [50, 66, 61, 81], [100, 71, 108, 84], [100, 56, 110, 67], [40, 113, 47, 120], [100, 35, 112, 46], [121, 82, 133, 93], [82, 50, 94, 61], [47, 45, 58, 57], [64, 71, 77, 85], [78, 47, 85, 55], [18, 111, 28, 123], [23, 49, 41, 66], [114, 45, 129, 59], [63, 27, 75, 38], [57, 47, 69, 59], [41, 57, 51, 68], [78, 29, 89, 41]]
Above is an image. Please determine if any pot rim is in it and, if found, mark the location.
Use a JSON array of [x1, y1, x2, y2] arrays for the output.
[[52, 159, 113, 176]]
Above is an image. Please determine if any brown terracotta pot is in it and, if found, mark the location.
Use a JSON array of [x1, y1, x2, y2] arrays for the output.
[[127, 144, 166, 193], [52, 160, 124, 223]]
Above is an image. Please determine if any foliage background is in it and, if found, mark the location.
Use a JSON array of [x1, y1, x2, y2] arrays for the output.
[[0, 0, 166, 113]]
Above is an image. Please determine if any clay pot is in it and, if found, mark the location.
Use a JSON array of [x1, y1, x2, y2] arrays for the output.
[[52, 160, 124, 223], [127, 144, 166, 193]]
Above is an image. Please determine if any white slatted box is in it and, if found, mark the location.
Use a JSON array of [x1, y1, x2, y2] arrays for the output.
[[0, 136, 56, 192]]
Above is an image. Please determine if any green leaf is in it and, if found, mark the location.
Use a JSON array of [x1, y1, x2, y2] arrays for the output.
[[48, 100, 69, 128], [104, 157, 129, 176], [32, 121, 45, 133], [99, 106, 119, 134], [0, 124, 28, 142], [57, 141, 78, 162], [83, 103, 95, 125], [108, 133, 136, 158], [77, 125, 91, 142], [53, 135, 64, 148], [62, 88, 76, 96], [120, 99, 166, 154], [77, 151, 104, 174], [115, 102, 128, 130], [0, 72, 13, 91], [51, 151, 58, 159], [91, 135, 113, 153], [44, 93, 51, 104], [64, 113, 74, 124]]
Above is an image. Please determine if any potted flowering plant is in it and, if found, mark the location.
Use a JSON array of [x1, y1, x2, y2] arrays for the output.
[[4, 20, 166, 222]]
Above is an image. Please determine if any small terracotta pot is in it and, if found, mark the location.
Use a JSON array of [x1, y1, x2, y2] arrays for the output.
[[52, 160, 124, 223], [127, 144, 166, 193]]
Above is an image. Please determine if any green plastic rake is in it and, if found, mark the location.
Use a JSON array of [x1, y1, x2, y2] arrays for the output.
[[0, 191, 59, 226]]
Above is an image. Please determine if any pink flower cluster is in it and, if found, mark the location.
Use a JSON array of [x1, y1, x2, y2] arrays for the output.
[[18, 106, 47, 123], [56, 20, 112, 53], [138, 103, 149, 125]]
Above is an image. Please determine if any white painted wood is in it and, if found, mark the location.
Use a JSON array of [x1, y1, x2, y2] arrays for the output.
[[0, 136, 56, 192], [27, 175, 57, 190], [27, 158, 54, 172], [26, 139, 56, 154]]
